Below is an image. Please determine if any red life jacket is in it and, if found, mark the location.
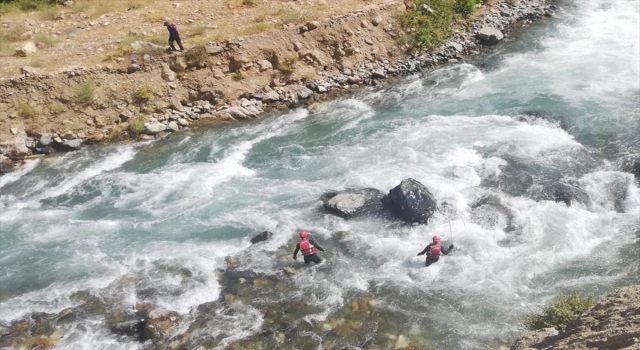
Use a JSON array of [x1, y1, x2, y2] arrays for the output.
[[299, 239, 317, 256], [428, 243, 441, 257]]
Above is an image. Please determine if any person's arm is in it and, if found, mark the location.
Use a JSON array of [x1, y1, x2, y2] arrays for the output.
[[310, 239, 325, 252], [417, 244, 431, 256], [293, 243, 300, 260], [442, 244, 454, 255]]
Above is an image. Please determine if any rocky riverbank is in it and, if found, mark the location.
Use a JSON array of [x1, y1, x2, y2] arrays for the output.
[[0, 0, 557, 174], [511, 285, 640, 350]]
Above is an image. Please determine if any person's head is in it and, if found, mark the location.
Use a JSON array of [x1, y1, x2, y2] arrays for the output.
[[163, 20, 170, 27], [432, 235, 440, 244], [299, 231, 309, 239]]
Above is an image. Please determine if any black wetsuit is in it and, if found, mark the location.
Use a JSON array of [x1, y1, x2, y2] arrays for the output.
[[293, 239, 325, 264], [417, 243, 453, 267]]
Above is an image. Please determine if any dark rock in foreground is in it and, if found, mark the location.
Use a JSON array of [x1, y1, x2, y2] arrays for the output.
[[321, 188, 385, 219], [552, 182, 592, 207], [382, 178, 437, 225]]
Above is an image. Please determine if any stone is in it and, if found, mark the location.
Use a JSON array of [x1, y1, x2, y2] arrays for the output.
[[15, 41, 37, 57], [293, 42, 303, 51], [250, 231, 273, 244], [9, 127, 18, 135], [144, 122, 167, 134], [321, 188, 385, 219], [160, 63, 176, 82], [348, 75, 363, 84], [205, 44, 224, 55], [130, 41, 165, 52], [364, 38, 374, 45], [371, 69, 385, 79], [169, 56, 188, 72], [229, 54, 249, 72], [20, 66, 41, 75], [287, 84, 313, 99], [476, 27, 504, 45], [127, 64, 141, 73], [257, 60, 273, 71], [360, 20, 368, 28], [167, 121, 180, 132], [382, 178, 437, 224], [143, 309, 181, 341], [61, 131, 76, 140], [450, 42, 464, 52], [553, 182, 591, 207], [61, 139, 83, 150], [170, 95, 183, 111], [262, 91, 281, 103], [177, 118, 189, 126], [371, 15, 383, 26], [0, 159, 14, 175], [212, 68, 225, 79], [0, 131, 30, 158], [511, 328, 558, 350], [39, 134, 53, 147], [306, 21, 320, 30]]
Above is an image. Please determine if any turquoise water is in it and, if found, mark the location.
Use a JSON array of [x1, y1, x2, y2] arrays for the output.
[[1, 0, 639, 349]]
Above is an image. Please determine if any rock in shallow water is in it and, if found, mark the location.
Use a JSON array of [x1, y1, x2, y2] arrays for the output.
[[382, 178, 437, 224], [250, 231, 273, 244], [321, 188, 385, 219]]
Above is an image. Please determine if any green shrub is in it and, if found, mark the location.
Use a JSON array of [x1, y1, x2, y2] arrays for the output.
[[455, 0, 477, 16], [75, 80, 97, 105], [522, 293, 595, 331], [15, 102, 38, 118], [127, 115, 146, 137], [277, 62, 295, 75], [398, 0, 456, 52], [133, 85, 154, 102], [231, 72, 243, 81]]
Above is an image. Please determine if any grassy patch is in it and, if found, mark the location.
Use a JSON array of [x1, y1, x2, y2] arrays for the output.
[[75, 80, 97, 105], [133, 85, 154, 103], [277, 60, 296, 75], [50, 101, 66, 114], [127, 115, 147, 137], [231, 72, 243, 81], [15, 102, 38, 118], [33, 32, 58, 48], [522, 293, 595, 331]]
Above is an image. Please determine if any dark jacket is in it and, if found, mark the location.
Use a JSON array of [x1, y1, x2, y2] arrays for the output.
[[166, 24, 180, 38], [293, 239, 325, 259]]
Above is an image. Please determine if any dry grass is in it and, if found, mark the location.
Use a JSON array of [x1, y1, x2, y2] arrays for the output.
[[33, 32, 58, 48], [16, 102, 38, 118]]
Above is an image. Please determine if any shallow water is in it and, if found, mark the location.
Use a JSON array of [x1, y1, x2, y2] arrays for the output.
[[1, 0, 639, 349]]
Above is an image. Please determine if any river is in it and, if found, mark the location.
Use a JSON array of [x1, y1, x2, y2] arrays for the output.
[[1, 0, 639, 349]]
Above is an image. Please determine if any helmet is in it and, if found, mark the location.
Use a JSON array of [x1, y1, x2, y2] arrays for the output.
[[163, 20, 169, 26], [432, 236, 440, 243], [299, 231, 309, 239]]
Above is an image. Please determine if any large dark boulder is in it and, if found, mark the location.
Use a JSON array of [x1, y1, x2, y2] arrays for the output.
[[381, 178, 437, 224], [250, 231, 273, 244], [553, 182, 592, 207], [320, 188, 384, 219], [0, 160, 13, 175]]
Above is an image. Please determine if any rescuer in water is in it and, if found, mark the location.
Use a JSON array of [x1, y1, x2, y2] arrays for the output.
[[293, 231, 326, 264], [417, 236, 454, 267]]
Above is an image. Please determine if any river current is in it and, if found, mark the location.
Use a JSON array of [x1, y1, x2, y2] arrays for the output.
[[1, 0, 639, 349]]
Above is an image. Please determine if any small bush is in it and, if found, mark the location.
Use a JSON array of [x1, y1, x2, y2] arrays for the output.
[[522, 293, 595, 331], [15, 102, 38, 118], [50, 101, 66, 115], [133, 85, 154, 102], [398, 0, 457, 52], [33, 32, 58, 48], [455, 0, 476, 15], [76, 80, 97, 105], [127, 115, 147, 137], [277, 62, 295, 75], [231, 72, 243, 81]]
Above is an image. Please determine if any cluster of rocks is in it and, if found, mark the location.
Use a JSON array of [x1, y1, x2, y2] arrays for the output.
[[511, 285, 640, 350], [321, 178, 438, 224]]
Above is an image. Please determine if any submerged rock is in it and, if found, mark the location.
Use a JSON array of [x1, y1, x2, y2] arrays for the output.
[[382, 179, 437, 224], [143, 308, 181, 340], [250, 231, 273, 244], [321, 188, 384, 219], [552, 182, 591, 207]]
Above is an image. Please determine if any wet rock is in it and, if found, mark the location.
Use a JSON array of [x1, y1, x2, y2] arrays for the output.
[[0, 159, 13, 175], [476, 27, 504, 45], [511, 328, 558, 350], [552, 182, 591, 207], [15, 41, 37, 57], [144, 122, 167, 134], [166, 121, 180, 132], [382, 178, 437, 224], [108, 309, 147, 341], [321, 188, 385, 219], [250, 231, 273, 244], [143, 309, 181, 340], [60, 139, 83, 150]]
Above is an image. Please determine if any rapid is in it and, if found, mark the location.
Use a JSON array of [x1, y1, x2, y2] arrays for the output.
[[1, 0, 639, 349]]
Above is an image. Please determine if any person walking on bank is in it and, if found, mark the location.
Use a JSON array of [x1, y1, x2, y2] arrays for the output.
[[417, 236, 454, 267], [164, 20, 184, 52], [293, 231, 325, 265]]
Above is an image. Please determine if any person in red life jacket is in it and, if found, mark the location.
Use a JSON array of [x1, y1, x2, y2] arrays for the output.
[[293, 231, 325, 264], [163, 20, 184, 52], [417, 235, 454, 267]]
